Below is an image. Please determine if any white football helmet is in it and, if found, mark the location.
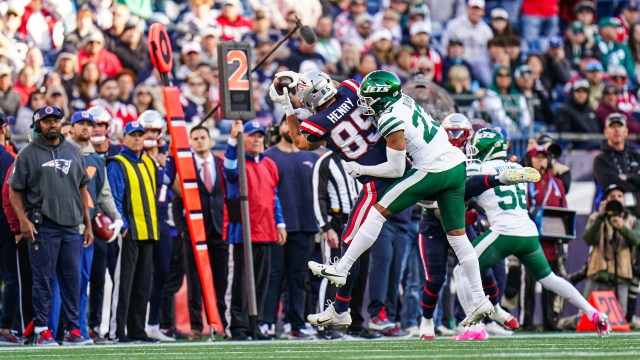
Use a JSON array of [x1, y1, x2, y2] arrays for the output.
[[87, 106, 112, 144], [296, 70, 338, 114], [138, 110, 166, 148], [441, 113, 473, 149]]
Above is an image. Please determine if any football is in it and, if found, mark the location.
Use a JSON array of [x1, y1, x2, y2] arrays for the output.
[[92, 213, 114, 240], [273, 76, 297, 96]]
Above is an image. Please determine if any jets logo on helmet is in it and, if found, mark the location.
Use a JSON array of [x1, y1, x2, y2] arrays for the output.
[[466, 128, 508, 164], [442, 113, 473, 149], [357, 70, 402, 116]]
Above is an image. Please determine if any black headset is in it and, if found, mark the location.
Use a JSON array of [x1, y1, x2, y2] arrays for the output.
[[32, 106, 64, 134]]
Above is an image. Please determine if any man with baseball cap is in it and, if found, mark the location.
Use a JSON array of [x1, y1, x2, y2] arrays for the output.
[[441, 0, 493, 67], [52, 111, 121, 343], [223, 120, 285, 340], [8, 106, 93, 345], [107, 121, 158, 342], [597, 17, 634, 77]]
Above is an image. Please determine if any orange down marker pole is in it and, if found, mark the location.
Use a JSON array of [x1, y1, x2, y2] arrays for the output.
[[148, 23, 221, 338]]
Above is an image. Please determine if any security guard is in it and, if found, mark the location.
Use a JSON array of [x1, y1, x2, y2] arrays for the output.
[[107, 121, 158, 343]]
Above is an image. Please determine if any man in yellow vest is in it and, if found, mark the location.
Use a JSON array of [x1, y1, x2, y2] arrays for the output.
[[106, 121, 158, 343]]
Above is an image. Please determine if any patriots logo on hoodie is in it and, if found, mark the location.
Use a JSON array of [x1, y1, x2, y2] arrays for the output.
[[42, 159, 72, 175]]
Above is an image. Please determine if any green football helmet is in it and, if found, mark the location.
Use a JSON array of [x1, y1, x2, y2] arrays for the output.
[[357, 70, 402, 116], [466, 128, 508, 163]]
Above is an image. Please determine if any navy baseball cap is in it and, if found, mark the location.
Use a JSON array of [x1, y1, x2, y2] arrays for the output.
[[244, 120, 266, 135], [70, 110, 95, 125], [124, 121, 146, 136], [549, 36, 563, 49], [33, 106, 64, 122]]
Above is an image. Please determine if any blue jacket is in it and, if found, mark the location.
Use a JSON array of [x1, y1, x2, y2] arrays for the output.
[[107, 146, 144, 232]]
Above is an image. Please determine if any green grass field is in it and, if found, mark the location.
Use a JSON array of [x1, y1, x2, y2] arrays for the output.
[[1, 333, 639, 360]]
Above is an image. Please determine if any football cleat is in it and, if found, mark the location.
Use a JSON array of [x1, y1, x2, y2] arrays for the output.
[[35, 329, 58, 346], [419, 317, 435, 340], [485, 321, 514, 336], [307, 301, 352, 327], [499, 167, 541, 185], [451, 325, 488, 341], [489, 304, 520, 330], [369, 307, 395, 332], [592, 312, 611, 337], [308, 261, 348, 287], [63, 329, 93, 346], [146, 324, 175, 342], [460, 296, 494, 327]]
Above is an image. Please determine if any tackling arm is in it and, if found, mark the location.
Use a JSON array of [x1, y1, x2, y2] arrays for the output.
[[344, 130, 407, 178]]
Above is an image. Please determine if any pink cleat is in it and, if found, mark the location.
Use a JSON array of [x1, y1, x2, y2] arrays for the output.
[[451, 327, 488, 341], [592, 312, 611, 337]]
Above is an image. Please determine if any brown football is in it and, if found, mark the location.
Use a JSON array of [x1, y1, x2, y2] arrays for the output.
[[92, 213, 114, 240], [273, 76, 297, 96]]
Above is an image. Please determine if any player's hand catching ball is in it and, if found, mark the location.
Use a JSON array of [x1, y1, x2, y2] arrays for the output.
[[343, 161, 362, 178]]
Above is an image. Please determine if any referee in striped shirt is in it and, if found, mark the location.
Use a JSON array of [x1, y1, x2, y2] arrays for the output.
[[311, 151, 378, 339]]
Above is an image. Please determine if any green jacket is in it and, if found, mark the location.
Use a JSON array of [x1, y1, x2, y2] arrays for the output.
[[597, 40, 635, 78]]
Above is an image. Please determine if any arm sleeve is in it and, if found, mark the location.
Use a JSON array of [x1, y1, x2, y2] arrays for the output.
[[620, 217, 640, 247], [223, 138, 239, 184], [583, 214, 604, 246], [354, 146, 406, 178], [274, 187, 285, 228], [97, 168, 122, 221], [171, 193, 187, 235], [465, 174, 494, 200], [312, 156, 331, 231], [8, 153, 28, 191], [2, 164, 20, 234], [107, 161, 128, 231]]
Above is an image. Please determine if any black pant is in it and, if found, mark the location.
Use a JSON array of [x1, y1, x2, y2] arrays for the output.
[[185, 231, 229, 331], [148, 216, 172, 326], [16, 238, 33, 334], [229, 243, 271, 337], [0, 220, 19, 329], [263, 231, 313, 332], [113, 238, 153, 339], [160, 234, 185, 330]]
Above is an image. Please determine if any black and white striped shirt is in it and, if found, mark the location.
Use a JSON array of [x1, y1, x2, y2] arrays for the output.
[[312, 151, 362, 231]]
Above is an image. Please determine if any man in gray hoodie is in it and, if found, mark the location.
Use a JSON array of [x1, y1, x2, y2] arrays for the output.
[[8, 106, 93, 346]]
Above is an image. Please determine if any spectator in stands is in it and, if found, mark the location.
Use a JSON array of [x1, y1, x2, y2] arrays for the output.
[[200, 28, 220, 66], [556, 79, 600, 135], [409, 22, 442, 83], [334, 0, 369, 44], [282, 39, 325, 73], [175, 42, 202, 83], [480, 65, 531, 137], [14, 87, 46, 145], [404, 59, 457, 120], [73, 61, 101, 110], [111, 21, 149, 75], [78, 30, 123, 79], [0, 4, 26, 68], [18, 0, 64, 63], [370, 29, 395, 68], [520, 0, 560, 53], [315, 15, 342, 66], [543, 36, 573, 90], [103, 4, 130, 51], [25, 46, 46, 86], [597, 84, 625, 128], [574, 1, 598, 43], [132, 84, 162, 115], [583, 183, 640, 314], [474, 37, 508, 88], [376, 9, 402, 46], [593, 113, 640, 218], [0, 64, 21, 116], [181, 73, 210, 125], [445, 65, 478, 114], [442, 39, 474, 87], [505, 35, 523, 70], [353, 54, 379, 83], [263, 120, 319, 339], [217, 0, 253, 42], [345, 13, 374, 53], [241, 8, 279, 48], [62, 8, 97, 53], [629, 23, 640, 82], [608, 65, 637, 117], [584, 60, 605, 110], [565, 21, 601, 71], [441, 0, 493, 68], [181, 0, 218, 42], [526, 54, 553, 95], [615, 1, 640, 43], [489, 7, 515, 39], [89, 77, 138, 139], [514, 65, 553, 126], [224, 120, 285, 341], [54, 53, 79, 101], [13, 66, 36, 106], [388, 46, 413, 84], [45, 85, 69, 116], [597, 17, 634, 77], [116, 70, 136, 104], [335, 42, 360, 81]]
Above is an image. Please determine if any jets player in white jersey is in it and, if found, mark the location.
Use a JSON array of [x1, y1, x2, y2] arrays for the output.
[[452, 128, 611, 339], [308, 70, 521, 326]]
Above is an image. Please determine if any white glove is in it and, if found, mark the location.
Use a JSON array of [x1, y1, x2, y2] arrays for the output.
[[269, 84, 294, 116], [294, 107, 313, 120], [343, 161, 362, 178], [274, 71, 300, 89], [107, 219, 124, 243]]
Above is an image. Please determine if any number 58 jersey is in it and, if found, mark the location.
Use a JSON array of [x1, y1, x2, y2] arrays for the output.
[[300, 79, 390, 185], [475, 159, 539, 236]]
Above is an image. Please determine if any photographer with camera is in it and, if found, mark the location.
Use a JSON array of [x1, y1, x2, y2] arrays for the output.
[[583, 184, 640, 314]]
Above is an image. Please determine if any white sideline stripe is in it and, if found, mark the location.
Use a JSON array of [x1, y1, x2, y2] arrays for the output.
[[189, 213, 203, 220], [171, 120, 186, 128], [183, 182, 198, 189], [177, 150, 192, 158], [196, 244, 208, 251]]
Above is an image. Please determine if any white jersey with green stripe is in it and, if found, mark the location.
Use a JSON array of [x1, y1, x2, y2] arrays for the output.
[[377, 94, 465, 172], [475, 159, 539, 236]]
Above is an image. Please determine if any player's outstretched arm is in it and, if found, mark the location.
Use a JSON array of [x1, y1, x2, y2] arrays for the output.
[[286, 114, 324, 151], [344, 130, 406, 178]]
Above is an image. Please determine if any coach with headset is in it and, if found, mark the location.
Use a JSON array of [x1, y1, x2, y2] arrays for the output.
[[8, 106, 93, 345]]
